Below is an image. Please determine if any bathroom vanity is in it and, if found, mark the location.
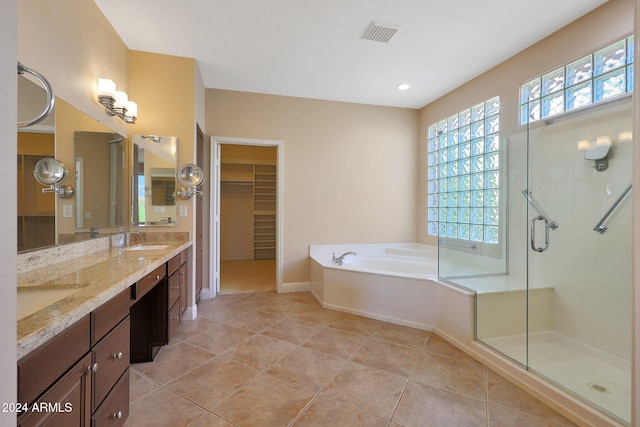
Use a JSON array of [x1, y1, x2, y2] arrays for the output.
[[16, 237, 191, 426]]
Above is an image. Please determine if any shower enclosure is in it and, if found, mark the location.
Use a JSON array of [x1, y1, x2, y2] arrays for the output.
[[439, 95, 633, 425]]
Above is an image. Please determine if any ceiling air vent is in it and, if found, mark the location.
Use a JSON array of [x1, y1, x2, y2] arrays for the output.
[[361, 21, 401, 43]]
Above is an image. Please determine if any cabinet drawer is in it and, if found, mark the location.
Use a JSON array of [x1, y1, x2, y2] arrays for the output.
[[91, 369, 129, 427], [18, 353, 92, 427], [167, 273, 180, 310], [167, 300, 180, 342], [178, 264, 188, 316], [18, 316, 91, 404], [167, 253, 181, 276], [167, 249, 188, 276], [131, 264, 165, 301], [91, 289, 130, 346], [92, 317, 130, 411]]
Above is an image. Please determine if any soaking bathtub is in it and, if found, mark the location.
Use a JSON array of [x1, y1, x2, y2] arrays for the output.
[[309, 243, 474, 341]]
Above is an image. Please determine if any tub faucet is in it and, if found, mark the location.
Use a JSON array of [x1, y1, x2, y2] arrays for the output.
[[332, 251, 356, 265]]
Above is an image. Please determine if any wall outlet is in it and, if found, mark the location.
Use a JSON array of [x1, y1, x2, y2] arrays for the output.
[[63, 205, 73, 218], [179, 205, 188, 217]]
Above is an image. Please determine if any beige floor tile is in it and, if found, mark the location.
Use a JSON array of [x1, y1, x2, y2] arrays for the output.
[[197, 304, 247, 323], [392, 380, 486, 427], [328, 312, 385, 335], [213, 374, 314, 426], [167, 357, 259, 411], [262, 317, 322, 345], [132, 343, 215, 385], [351, 339, 420, 376], [185, 324, 254, 354], [226, 310, 283, 333], [488, 370, 576, 425], [292, 396, 387, 426], [125, 292, 580, 427], [226, 293, 275, 312], [188, 413, 235, 427], [222, 333, 295, 370], [171, 316, 221, 342], [488, 402, 577, 427], [302, 327, 366, 359], [412, 351, 487, 400], [424, 333, 478, 363], [129, 370, 161, 403], [259, 298, 309, 316], [288, 304, 339, 325], [124, 387, 206, 427], [321, 361, 407, 419], [372, 322, 431, 349], [266, 346, 346, 391]]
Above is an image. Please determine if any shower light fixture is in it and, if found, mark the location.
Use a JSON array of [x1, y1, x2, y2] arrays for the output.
[[578, 136, 612, 171], [97, 78, 137, 123]]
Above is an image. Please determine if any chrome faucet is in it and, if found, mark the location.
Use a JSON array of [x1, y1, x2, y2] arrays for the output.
[[332, 251, 356, 265]]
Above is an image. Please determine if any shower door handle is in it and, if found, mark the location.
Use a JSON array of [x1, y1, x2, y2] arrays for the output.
[[530, 215, 549, 252]]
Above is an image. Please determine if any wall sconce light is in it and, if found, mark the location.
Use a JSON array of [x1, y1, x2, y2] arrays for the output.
[[97, 78, 137, 123], [33, 158, 74, 198], [578, 136, 612, 171], [176, 164, 205, 199]]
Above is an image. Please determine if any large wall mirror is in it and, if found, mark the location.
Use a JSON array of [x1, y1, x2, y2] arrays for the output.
[[132, 135, 178, 226], [75, 131, 126, 229], [17, 75, 56, 252], [17, 74, 128, 252]]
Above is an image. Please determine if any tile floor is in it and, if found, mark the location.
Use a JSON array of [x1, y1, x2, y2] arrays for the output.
[[124, 292, 577, 427]]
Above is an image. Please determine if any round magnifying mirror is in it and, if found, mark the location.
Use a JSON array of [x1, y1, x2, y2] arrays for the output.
[[33, 157, 68, 186], [177, 163, 205, 188]]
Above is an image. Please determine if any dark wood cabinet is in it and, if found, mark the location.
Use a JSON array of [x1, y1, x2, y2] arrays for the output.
[[17, 353, 92, 427], [17, 288, 131, 427], [166, 249, 189, 343]]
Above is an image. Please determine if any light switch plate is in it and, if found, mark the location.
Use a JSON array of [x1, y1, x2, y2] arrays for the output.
[[63, 205, 73, 218], [180, 205, 188, 217]]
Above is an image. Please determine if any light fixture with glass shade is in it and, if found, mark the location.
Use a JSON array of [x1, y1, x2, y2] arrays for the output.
[[97, 78, 138, 123]]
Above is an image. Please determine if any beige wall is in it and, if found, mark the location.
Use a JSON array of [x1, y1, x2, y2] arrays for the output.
[[18, 0, 129, 136], [128, 51, 196, 234], [1, 2, 17, 423], [206, 90, 419, 284]]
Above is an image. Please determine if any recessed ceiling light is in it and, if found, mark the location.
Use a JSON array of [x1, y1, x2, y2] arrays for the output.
[[397, 83, 411, 91]]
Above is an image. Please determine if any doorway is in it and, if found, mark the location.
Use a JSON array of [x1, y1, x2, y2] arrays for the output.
[[210, 137, 283, 296]]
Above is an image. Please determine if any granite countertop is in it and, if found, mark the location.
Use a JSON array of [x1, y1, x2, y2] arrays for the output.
[[17, 237, 191, 360]]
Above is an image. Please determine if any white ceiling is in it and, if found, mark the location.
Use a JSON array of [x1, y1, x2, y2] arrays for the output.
[[93, 0, 607, 109]]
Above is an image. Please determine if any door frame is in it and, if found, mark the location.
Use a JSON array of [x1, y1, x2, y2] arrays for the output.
[[209, 136, 284, 297]]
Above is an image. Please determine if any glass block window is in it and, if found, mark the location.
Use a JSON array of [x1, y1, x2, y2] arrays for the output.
[[427, 96, 500, 244], [520, 35, 634, 125]]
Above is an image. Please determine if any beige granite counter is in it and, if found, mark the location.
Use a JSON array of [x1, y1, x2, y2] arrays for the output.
[[17, 233, 191, 360]]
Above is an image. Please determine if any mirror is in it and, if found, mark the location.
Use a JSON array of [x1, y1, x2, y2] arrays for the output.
[[177, 163, 205, 199], [132, 135, 178, 226], [18, 74, 56, 252], [33, 157, 74, 199], [75, 131, 126, 228], [33, 158, 67, 185], [18, 72, 128, 252]]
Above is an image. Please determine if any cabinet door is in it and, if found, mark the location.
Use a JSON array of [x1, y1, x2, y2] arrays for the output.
[[179, 264, 188, 317], [18, 353, 92, 427], [92, 317, 130, 412]]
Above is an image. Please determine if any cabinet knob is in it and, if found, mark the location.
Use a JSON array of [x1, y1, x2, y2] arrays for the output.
[[112, 411, 122, 419], [153, 275, 161, 280], [171, 316, 180, 321], [90, 362, 99, 372], [112, 352, 123, 360], [170, 285, 179, 290], [180, 271, 185, 276]]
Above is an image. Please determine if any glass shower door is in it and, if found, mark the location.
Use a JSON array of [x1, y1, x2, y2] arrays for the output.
[[525, 96, 633, 424]]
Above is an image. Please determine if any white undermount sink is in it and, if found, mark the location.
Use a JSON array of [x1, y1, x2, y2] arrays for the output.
[[124, 244, 170, 251]]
